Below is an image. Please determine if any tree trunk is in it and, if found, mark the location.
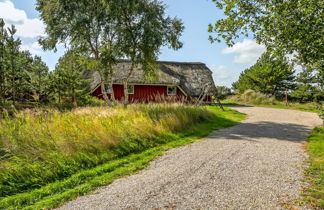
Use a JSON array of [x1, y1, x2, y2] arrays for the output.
[[100, 81, 110, 104], [109, 79, 115, 102], [123, 62, 136, 105], [97, 69, 111, 105], [107, 66, 115, 102], [123, 80, 129, 105]]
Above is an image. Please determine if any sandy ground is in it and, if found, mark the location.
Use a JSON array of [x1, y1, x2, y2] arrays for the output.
[[58, 106, 322, 210]]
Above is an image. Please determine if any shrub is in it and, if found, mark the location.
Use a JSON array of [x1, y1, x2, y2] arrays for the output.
[[236, 90, 277, 105]]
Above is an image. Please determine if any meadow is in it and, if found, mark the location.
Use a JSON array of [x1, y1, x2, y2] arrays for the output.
[[0, 103, 245, 209]]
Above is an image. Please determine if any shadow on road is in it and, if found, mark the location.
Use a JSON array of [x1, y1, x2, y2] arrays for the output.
[[210, 121, 311, 142]]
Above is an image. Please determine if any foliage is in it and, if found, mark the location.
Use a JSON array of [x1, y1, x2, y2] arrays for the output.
[[0, 106, 245, 209], [49, 50, 91, 108], [230, 90, 277, 105], [36, 0, 125, 104], [0, 104, 215, 197], [36, 0, 184, 104], [291, 67, 324, 103], [29, 56, 49, 104], [0, 19, 49, 105], [304, 126, 324, 208], [114, 0, 184, 103], [209, 0, 324, 69], [232, 52, 295, 96], [216, 86, 232, 100]]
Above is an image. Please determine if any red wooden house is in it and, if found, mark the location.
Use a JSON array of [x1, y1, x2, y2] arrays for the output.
[[88, 61, 217, 103]]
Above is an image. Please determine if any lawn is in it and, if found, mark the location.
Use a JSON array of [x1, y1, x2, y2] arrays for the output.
[[0, 104, 245, 209], [303, 126, 324, 208]]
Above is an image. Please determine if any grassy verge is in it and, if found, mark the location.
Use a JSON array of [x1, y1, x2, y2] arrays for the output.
[[221, 90, 323, 114], [303, 126, 324, 208], [0, 105, 245, 209], [222, 99, 322, 113]]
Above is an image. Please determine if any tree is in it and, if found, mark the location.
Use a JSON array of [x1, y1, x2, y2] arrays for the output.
[[291, 67, 324, 103], [36, 0, 184, 105], [0, 18, 50, 106], [209, 0, 323, 69], [0, 19, 8, 103], [29, 56, 49, 104], [115, 0, 184, 103], [36, 0, 122, 104], [216, 86, 232, 100], [5, 26, 32, 103], [232, 52, 295, 96], [50, 50, 90, 107]]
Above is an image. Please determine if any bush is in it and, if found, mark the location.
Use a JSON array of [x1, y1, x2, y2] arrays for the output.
[[0, 103, 212, 197], [234, 89, 277, 105], [80, 96, 107, 107]]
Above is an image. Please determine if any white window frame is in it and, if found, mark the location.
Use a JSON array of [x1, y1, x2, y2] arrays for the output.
[[127, 85, 135, 95], [106, 86, 113, 94], [167, 86, 177, 96]]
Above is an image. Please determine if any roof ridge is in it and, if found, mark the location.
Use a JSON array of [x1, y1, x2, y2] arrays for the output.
[[118, 59, 205, 65]]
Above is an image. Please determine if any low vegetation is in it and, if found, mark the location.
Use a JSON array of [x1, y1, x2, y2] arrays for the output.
[[0, 104, 245, 209], [304, 126, 324, 208], [223, 90, 324, 114]]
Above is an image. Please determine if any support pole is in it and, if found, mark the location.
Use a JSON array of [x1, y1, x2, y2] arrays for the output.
[[285, 89, 289, 106]]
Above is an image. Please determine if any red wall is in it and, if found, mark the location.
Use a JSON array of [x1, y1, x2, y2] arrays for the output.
[[92, 84, 211, 103], [92, 84, 184, 103]]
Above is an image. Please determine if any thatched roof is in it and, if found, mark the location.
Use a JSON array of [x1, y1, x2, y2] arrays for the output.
[[87, 61, 216, 96]]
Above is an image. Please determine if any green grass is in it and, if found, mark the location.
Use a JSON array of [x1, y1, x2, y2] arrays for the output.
[[0, 104, 245, 209], [222, 89, 323, 114], [303, 126, 324, 208], [222, 99, 322, 113]]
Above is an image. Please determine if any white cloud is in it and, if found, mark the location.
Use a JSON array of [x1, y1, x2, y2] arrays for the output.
[[222, 39, 266, 64], [0, 0, 45, 38], [20, 41, 42, 55], [209, 64, 241, 88]]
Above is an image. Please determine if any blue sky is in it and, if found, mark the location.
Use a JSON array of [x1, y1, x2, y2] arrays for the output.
[[0, 0, 266, 87]]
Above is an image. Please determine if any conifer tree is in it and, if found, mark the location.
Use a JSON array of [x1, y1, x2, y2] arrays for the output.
[[29, 55, 49, 104], [0, 19, 8, 103], [233, 52, 295, 96], [50, 51, 90, 107]]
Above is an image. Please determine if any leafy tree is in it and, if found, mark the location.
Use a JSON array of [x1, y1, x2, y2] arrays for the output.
[[115, 0, 184, 103], [36, 0, 123, 104], [232, 52, 295, 96], [209, 0, 323, 69], [50, 50, 90, 107], [36, 0, 184, 104]]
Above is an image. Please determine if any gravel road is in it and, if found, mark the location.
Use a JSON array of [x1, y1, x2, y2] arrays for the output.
[[59, 107, 322, 210]]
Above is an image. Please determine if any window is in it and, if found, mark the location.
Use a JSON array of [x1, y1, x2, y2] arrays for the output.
[[106, 86, 112, 94], [167, 86, 177, 96], [127, 85, 134, 94]]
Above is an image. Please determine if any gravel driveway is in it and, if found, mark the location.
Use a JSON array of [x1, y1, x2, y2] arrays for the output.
[[59, 107, 322, 210]]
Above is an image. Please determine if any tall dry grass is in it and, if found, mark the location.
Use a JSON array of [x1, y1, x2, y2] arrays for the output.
[[231, 89, 277, 105], [0, 103, 212, 197]]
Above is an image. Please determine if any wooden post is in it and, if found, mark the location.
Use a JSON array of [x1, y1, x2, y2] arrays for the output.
[[285, 89, 288, 106]]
